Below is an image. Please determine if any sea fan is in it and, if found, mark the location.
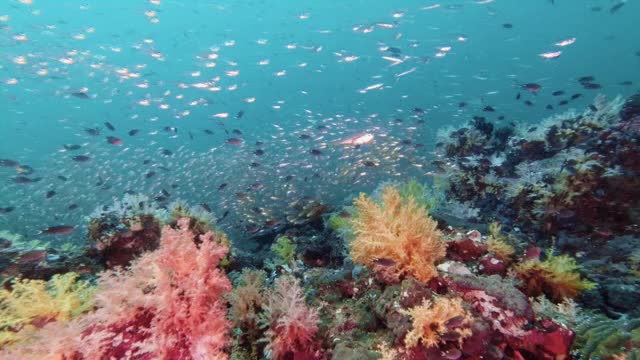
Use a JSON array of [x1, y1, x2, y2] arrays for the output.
[[349, 186, 446, 283]]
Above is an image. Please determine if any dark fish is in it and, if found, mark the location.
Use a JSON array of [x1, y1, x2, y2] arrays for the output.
[[161, 149, 173, 156], [161, 189, 171, 197], [164, 126, 177, 133], [0, 159, 19, 167], [107, 136, 123, 145], [158, 166, 170, 172], [12, 176, 41, 184], [38, 225, 75, 235], [0, 207, 15, 214], [522, 83, 541, 93], [413, 107, 425, 115], [255, 141, 264, 146], [458, 102, 466, 108], [154, 196, 167, 202], [236, 110, 244, 119], [571, 93, 582, 100], [226, 138, 243, 145], [552, 90, 564, 96], [309, 149, 323, 155], [515, 93, 521, 100], [128, 129, 140, 136], [363, 161, 377, 167], [235, 192, 248, 200], [610, 2, 625, 13], [71, 92, 89, 99], [18, 165, 34, 175], [483, 106, 495, 112], [218, 183, 228, 191], [201, 203, 212, 212], [546, 104, 554, 110], [217, 210, 230, 223], [578, 76, 595, 83], [84, 127, 100, 136], [250, 162, 261, 168], [589, 104, 598, 112], [72, 155, 91, 162], [254, 149, 265, 156], [558, 100, 569, 106], [401, 139, 412, 145], [387, 46, 401, 54], [203, 129, 214, 135], [143, 159, 152, 165], [502, 23, 513, 29], [373, 258, 396, 267], [583, 83, 602, 90], [524, 100, 534, 106], [188, 131, 194, 140], [232, 129, 243, 135], [57, 175, 68, 181], [104, 122, 115, 131], [63, 144, 81, 151], [299, 134, 311, 140], [284, 175, 294, 182], [145, 171, 156, 179], [18, 250, 47, 264], [68, 203, 79, 210], [46, 190, 56, 199]]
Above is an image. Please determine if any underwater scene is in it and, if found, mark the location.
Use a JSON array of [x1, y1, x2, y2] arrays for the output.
[[1, 0, 640, 359]]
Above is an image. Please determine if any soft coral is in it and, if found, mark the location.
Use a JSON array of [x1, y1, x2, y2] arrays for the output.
[[261, 276, 319, 360]]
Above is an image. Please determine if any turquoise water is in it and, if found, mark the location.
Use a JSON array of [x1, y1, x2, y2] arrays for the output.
[[1, 0, 638, 238]]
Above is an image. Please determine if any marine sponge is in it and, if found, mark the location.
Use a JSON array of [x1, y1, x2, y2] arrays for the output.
[[261, 275, 319, 360], [349, 186, 446, 283], [400, 296, 473, 349], [0, 272, 94, 347], [515, 249, 596, 303]]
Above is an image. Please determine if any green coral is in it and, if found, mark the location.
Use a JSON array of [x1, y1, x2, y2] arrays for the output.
[[271, 236, 296, 267], [574, 314, 640, 359], [398, 179, 439, 212]]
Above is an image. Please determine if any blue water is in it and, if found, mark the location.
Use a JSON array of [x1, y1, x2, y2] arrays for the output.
[[1, 0, 639, 242]]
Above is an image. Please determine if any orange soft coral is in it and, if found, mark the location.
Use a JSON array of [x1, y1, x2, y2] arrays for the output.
[[401, 296, 473, 349], [350, 186, 446, 283], [515, 249, 596, 303]]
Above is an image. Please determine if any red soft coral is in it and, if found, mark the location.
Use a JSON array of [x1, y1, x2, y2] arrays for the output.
[[262, 276, 319, 360]]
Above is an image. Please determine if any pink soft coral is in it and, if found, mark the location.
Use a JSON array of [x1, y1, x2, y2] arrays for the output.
[[262, 276, 319, 360], [4, 218, 233, 360]]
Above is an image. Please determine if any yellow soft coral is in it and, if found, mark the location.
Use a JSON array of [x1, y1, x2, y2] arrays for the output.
[[486, 222, 515, 262], [0, 272, 95, 347], [515, 249, 596, 303], [401, 296, 473, 349], [350, 186, 446, 282]]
